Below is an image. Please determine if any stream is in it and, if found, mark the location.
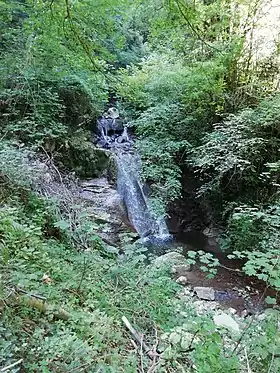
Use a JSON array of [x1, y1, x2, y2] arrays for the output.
[[94, 110, 276, 316]]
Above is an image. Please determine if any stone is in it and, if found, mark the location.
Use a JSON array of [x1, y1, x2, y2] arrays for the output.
[[153, 252, 187, 270], [194, 286, 215, 301], [169, 332, 181, 345], [106, 107, 120, 119], [213, 312, 240, 332], [240, 309, 248, 318], [203, 226, 220, 250], [171, 264, 191, 277], [176, 276, 188, 286], [43, 172, 52, 183], [181, 287, 194, 297], [193, 300, 218, 314]]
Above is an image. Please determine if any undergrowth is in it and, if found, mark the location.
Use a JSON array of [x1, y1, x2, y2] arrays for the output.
[[0, 143, 280, 373]]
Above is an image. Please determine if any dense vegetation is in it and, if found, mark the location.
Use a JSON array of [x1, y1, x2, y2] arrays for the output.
[[1, 0, 280, 371]]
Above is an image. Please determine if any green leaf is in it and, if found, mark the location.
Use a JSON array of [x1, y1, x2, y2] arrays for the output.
[[54, 220, 70, 230], [188, 251, 196, 259], [265, 296, 277, 305]]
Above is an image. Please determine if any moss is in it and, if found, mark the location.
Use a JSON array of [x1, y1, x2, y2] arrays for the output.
[[56, 133, 110, 178], [107, 153, 118, 185]]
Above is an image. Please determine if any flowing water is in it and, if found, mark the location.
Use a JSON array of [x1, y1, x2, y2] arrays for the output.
[[96, 120, 171, 243], [117, 151, 171, 243]]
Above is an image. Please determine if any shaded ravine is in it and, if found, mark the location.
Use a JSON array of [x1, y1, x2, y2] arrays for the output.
[[93, 109, 277, 315]]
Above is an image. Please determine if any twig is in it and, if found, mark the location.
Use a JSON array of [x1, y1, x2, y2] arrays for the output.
[[1, 359, 23, 372], [77, 257, 87, 292], [219, 264, 242, 273], [244, 348, 252, 373], [122, 316, 153, 359], [40, 146, 63, 184], [15, 287, 46, 301], [0, 131, 8, 142], [130, 339, 138, 351], [147, 328, 160, 373], [140, 335, 145, 373]]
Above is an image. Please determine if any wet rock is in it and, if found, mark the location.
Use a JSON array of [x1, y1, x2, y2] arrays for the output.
[[153, 252, 188, 270], [104, 194, 127, 219], [176, 276, 188, 286], [194, 286, 215, 301], [79, 177, 132, 244], [107, 154, 118, 185], [215, 290, 235, 301], [106, 107, 120, 119], [171, 264, 191, 277], [57, 136, 110, 178], [213, 312, 240, 332]]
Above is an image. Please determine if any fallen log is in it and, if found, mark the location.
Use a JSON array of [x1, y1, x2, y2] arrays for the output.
[[1, 288, 71, 321]]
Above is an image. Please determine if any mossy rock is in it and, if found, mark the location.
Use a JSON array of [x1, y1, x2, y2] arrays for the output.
[[57, 134, 110, 178], [107, 154, 118, 185]]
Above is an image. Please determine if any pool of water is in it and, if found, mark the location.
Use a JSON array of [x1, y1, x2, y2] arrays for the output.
[[161, 230, 277, 314]]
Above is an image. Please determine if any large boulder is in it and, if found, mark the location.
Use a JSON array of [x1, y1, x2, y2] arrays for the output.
[[79, 177, 134, 244], [57, 133, 110, 178], [213, 312, 240, 332], [153, 252, 190, 272]]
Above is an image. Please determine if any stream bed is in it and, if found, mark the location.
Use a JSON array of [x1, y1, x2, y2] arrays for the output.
[[94, 109, 277, 318]]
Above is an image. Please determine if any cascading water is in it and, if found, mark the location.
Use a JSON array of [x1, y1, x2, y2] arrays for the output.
[[95, 108, 172, 244], [117, 152, 171, 242]]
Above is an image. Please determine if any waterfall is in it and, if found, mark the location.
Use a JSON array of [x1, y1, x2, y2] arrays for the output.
[[95, 109, 172, 244], [117, 152, 171, 243]]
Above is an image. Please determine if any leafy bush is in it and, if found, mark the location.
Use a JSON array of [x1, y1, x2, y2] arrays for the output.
[[116, 53, 226, 211], [223, 204, 280, 289], [192, 94, 280, 202], [190, 95, 280, 286]]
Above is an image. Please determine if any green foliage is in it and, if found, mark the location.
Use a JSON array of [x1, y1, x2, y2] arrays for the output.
[[190, 95, 280, 286], [1, 140, 280, 373], [116, 52, 226, 209], [192, 94, 280, 201], [224, 204, 280, 289], [0, 141, 33, 189], [186, 250, 219, 279], [0, 196, 177, 371], [1, 0, 280, 371], [0, 0, 129, 147]]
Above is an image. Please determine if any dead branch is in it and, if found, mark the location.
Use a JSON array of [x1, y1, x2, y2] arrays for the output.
[[40, 146, 63, 184], [122, 316, 154, 360], [147, 328, 160, 373], [15, 287, 46, 301], [1, 359, 23, 372]]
